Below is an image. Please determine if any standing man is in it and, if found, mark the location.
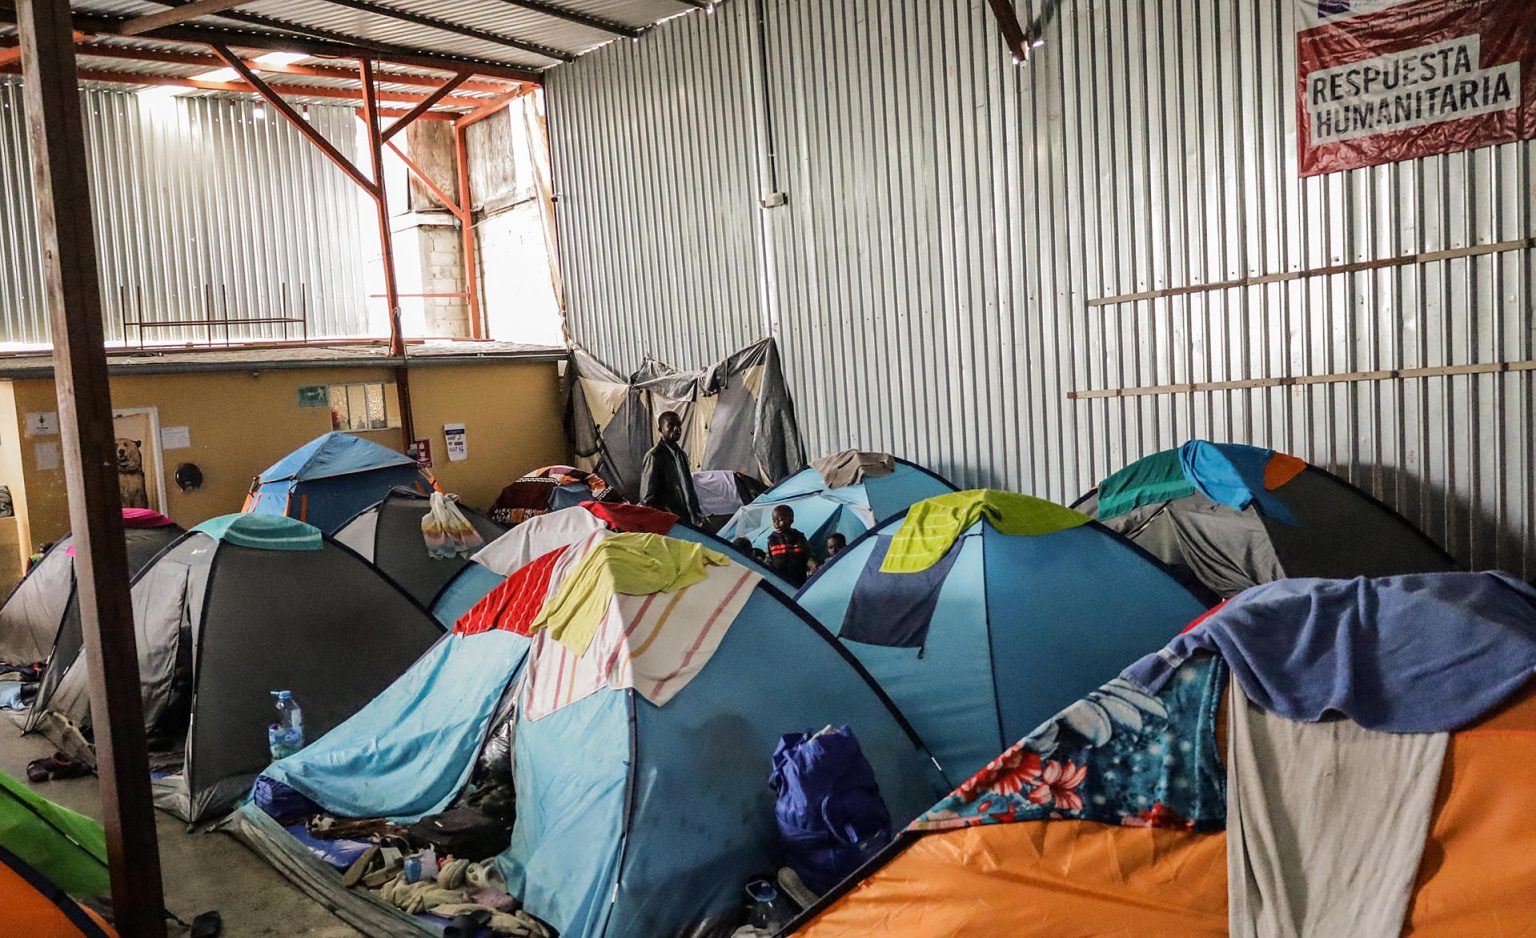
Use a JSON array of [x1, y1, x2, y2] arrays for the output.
[[639, 411, 703, 526]]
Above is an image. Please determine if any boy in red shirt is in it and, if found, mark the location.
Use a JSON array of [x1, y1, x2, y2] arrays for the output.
[[766, 504, 812, 587]]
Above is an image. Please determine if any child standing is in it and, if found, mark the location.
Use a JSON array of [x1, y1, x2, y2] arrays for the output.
[[767, 504, 812, 587]]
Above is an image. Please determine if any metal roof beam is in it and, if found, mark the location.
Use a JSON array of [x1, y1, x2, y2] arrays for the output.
[[0, 3, 545, 83], [0, 58, 487, 107], [47, 40, 524, 92], [984, 0, 1028, 63], [313, 0, 574, 62], [492, 0, 641, 39], [456, 87, 524, 128], [119, 0, 253, 37], [381, 70, 468, 141], [211, 41, 376, 193]]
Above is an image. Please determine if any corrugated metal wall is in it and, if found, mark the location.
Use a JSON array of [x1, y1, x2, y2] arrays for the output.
[[547, 4, 768, 366], [0, 83, 376, 346], [547, 0, 1536, 579]]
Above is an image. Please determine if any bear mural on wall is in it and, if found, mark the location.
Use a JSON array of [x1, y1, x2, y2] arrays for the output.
[[116, 437, 149, 509]]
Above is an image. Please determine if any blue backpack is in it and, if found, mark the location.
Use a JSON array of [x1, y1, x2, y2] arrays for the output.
[[769, 726, 892, 895]]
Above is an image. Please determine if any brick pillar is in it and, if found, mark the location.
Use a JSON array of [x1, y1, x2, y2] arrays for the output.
[[400, 121, 471, 338]]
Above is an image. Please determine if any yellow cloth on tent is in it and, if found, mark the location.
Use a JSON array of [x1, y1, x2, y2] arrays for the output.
[[530, 533, 729, 656], [879, 489, 1091, 573]]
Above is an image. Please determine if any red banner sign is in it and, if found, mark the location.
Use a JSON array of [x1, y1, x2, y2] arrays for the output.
[[1296, 0, 1536, 175]]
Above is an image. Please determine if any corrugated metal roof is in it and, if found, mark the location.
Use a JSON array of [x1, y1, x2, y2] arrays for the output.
[[54, 0, 714, 78]]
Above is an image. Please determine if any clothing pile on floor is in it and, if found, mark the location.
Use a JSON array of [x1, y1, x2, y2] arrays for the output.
[[0, 662, 43, 712], [257, 776, 555, 937]]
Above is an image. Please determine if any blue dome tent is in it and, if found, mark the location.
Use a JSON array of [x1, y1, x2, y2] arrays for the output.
[[797, 490, 1211, 782], [229, 535, 947, 938], [244, 432, 435, 534], [719, 455, 957, 555]]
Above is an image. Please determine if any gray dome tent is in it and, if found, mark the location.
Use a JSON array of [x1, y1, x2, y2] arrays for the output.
[[30, 513, 443, 822], [3, 512, 183, 729], [332, 488, 506, 609], [1075, 441, 1457, 598]]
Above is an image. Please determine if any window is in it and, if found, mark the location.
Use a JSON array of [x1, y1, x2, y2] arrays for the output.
[[329, 382, 400, 432]]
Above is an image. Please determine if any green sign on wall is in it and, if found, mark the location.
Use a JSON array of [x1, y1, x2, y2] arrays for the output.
[[296, 385, 329, 408]]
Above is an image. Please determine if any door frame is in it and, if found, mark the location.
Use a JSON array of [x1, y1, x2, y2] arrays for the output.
[[111, 406, 168, 513]]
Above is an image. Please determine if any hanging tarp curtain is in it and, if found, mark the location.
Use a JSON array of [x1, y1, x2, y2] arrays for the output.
[[565, 337, 806, 499]]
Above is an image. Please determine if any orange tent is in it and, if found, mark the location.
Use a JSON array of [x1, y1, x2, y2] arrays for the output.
[[799, 683, 1536, 937], [0, 846, 116, 938]]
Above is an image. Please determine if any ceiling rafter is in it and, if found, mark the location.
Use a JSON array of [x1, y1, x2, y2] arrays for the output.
[[0, 3, 544, 83], [491, 0, 641, 39], [0, 60, 485, 108], [311, 0, 574, 63], [119, 0, 254, 37]]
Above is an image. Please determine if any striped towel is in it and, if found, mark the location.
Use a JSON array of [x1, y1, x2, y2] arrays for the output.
[[521, 563, 761, 720]]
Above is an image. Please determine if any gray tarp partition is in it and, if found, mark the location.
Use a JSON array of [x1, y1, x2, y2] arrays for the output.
[[566, 338, 806, 499]]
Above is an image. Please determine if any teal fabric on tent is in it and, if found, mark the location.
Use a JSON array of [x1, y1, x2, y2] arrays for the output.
[[241, 547, 947, 938], [719, 458, 956, 555], [193, 513, 322, 551], [1094, 447, 1194, 520], [263, 631, 528, 821], [246, 433, 432, 534], [798, 495, 1210, 783]]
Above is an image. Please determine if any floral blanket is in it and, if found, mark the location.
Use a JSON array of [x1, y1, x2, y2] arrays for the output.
[[910, 654, 1228, 832]]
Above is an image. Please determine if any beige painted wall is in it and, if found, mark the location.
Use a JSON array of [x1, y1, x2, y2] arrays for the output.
[[408, 361, 568, 509], [0, 359, 567, 552]]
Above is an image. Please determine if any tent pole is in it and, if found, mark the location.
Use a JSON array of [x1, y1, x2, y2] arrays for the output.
[[15, 1, 167, 933]]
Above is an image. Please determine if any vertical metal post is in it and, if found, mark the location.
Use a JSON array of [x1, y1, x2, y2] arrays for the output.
[[453, 119, 484, 339], [16, 2, 167, 935], [359, 56, 416, 449]]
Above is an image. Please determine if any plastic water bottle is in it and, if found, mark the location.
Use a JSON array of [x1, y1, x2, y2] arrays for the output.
[[745, 879, 793, 932], [267, 690, 305, 761]]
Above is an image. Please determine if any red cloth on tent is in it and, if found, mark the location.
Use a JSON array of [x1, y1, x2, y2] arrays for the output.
[[67, 509, 177, 556], [1181, 599, 1228, 634], [581, 501, 677, 534], [122, 509, 176, 528], [455, 546, 569, 637]]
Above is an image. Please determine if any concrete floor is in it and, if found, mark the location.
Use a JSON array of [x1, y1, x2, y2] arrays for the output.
[[1, 719, 362, 937]]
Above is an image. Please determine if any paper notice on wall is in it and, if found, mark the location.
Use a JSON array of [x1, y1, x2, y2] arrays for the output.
[[34, 442, 60, 471], [161, 426, 191, 450], [1296, 0, 1536, 175], [24, 412, 58, 437], [444, 424, 467, 462], [411, 438, 433, 469]]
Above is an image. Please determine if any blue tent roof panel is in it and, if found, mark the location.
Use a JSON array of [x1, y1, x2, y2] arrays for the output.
[[258, 432, 418, 484], [799, 500, 1210, 782]]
